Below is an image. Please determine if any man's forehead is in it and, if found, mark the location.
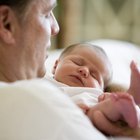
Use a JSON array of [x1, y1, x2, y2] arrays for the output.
[[42, 0, 57, 8], [34, 0, 57, 13]]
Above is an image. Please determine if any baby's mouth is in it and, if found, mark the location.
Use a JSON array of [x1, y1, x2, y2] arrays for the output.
[[70, 75, 84, 86]]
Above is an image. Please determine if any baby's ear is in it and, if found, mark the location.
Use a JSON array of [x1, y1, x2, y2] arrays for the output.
[[52, 60, 59, 74]]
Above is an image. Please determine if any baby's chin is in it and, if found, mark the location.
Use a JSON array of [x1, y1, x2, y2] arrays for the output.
[[65, 81, 84, 87]]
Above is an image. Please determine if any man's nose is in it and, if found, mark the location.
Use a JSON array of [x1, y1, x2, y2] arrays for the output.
[[78, 67, 89, 78], [51, 13, 60, 36]]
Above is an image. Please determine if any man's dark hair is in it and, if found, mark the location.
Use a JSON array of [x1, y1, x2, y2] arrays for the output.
[[0, 0, 33, 15]]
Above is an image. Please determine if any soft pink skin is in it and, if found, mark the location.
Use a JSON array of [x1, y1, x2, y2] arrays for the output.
[[88, 92, 139, 130]]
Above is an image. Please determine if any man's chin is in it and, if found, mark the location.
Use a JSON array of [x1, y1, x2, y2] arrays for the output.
[[38, 68, 46, 78]]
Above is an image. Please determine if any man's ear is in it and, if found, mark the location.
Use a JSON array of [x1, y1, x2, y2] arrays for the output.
[[52, 60, 59, 74], [0, 6, 16, 44]]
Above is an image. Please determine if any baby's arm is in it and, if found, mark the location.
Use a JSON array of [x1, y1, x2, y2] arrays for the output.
[[87, 93, 139, 128]]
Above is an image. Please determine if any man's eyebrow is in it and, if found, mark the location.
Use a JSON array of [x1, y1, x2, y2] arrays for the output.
[[43, 1, 57, 12]]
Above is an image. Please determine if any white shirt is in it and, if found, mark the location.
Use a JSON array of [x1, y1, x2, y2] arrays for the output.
[[0, 78, 107, 140]]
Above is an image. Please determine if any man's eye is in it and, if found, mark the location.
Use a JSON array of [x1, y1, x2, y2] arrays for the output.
[[45, 12, 51, 18], [45, 14, 50, 18]]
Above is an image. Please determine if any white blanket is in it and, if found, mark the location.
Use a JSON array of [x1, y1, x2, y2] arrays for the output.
[[62, 86, 102, 107], [45, 75, 103, 107]]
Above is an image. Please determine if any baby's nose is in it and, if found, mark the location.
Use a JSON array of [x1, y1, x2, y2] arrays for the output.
[[78, 67, 89, 77]]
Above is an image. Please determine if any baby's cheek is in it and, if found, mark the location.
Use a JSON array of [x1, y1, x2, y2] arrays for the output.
[[91, 79, 100, 88]]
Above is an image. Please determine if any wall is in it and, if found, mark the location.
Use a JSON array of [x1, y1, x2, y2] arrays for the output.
[[52, 0, 140, 49]]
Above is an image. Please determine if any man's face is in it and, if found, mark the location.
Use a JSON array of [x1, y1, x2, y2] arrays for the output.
[[18, 0, 59, 78]]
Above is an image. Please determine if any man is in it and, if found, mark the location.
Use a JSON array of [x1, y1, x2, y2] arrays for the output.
[[0, 0, 108, 139], [0, 0, 59, 81]]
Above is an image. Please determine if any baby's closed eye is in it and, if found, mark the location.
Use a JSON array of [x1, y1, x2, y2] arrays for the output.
[[71, 59, 83, 66]]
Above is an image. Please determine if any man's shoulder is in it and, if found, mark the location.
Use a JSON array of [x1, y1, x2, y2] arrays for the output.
[[0, 78, 57, 89], [0, 78, 64, 99]]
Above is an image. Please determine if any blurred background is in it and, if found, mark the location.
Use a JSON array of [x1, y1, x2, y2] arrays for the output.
[[51, 0, 140, 49]]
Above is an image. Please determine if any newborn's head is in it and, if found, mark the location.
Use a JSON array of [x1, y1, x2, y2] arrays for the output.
[[53, 43, 112, 90]]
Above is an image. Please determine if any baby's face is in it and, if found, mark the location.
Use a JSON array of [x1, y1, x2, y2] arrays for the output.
[[53, 46, 110, 90]]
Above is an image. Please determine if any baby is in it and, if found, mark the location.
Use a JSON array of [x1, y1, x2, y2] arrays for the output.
[[46, 42, 140, 129]]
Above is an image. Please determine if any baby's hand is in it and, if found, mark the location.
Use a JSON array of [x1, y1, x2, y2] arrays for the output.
[[98, 92, 111, 102]]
